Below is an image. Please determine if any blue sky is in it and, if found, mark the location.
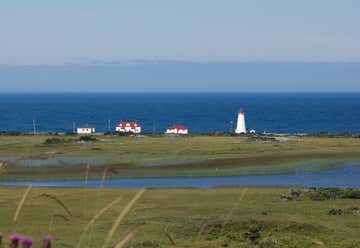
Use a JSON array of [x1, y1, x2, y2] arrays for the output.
[[0, 1, 359, 92]]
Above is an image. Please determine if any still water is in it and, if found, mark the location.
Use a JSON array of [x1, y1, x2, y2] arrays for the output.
[[2, 164, 360, 188]]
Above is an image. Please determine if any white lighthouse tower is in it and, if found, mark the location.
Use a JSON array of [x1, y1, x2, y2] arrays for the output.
[[235, 108, 246, 134]]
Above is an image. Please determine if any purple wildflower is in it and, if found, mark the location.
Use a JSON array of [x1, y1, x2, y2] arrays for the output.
[[42, 235, 52, 248], [20, 237, 33, 248], [10, 234, 21, 248]]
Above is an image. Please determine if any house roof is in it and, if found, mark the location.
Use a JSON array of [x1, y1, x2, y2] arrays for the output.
[[116, 121, 141, 128], [167, 125, 188, 130], [79, 124, 93, 129]]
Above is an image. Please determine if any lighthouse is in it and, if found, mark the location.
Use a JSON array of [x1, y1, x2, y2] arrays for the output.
[[235, 108, 246, 134]]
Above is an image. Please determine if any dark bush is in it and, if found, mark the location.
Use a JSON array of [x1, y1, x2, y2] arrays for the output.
[[43, 138, 67, 145], [47, 132, 59, 135], [342, 189, 360, 199], [309, 188, 360, 201], [328, 206, 360, 216], [243, 222, 262, 243], [104, 131, 116, 136], [115, 132, 134, 136], [247, 135, 277, 142], [328, 208, 344, 216], [79, 136, 98, 142], [0, 131, 22, 136], [65, 131, 77, 136]]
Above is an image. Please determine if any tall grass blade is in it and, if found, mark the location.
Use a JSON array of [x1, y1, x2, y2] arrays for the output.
[[99, 167, 108, 188], [195, 188, 248, 244], [83, 164, 91, 220], [113, 232, 134, 248], [84, 163, 90, 186], [76, 195, 123, 248], [49, 213, 70, 232], [101, 188, 146, 248], [38, 193, 72, 217], [220, 188, 248, 235], [87, 167, 109, 246], [164, 225, 176, 245], [13, 185, 32, 223]]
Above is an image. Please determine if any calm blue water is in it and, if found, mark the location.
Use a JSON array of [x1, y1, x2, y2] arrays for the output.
[[2, 164, 360, 188], [0, 93, 359, 133]]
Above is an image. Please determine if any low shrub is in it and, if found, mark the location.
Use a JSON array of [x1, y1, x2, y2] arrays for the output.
[[79, 135, 98, 142], [328, 208, 344, 216], [0, 131, 22, 136], [104, 131, 116, 136], [43, 138, 68, 145], [65, 131, 77, 136], [328, 206, 360, 216], [243, 222, 262, 244], [309, 188, 360, 201]]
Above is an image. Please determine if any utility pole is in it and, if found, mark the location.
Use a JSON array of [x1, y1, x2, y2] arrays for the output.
[[33, 119, 37, 135], [108, 119, 111, 132], [230, 121, 233, 133], [72, 121, 76, 134]]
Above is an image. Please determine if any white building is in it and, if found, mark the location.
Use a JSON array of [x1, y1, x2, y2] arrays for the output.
[[116, 121, 142, 133], [235, 108, 247, 134], [77, 124, 95, 134], [166, 125, 189, 135]]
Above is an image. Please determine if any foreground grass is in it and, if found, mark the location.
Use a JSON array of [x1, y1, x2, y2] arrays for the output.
[[0, 186, 360, 247]]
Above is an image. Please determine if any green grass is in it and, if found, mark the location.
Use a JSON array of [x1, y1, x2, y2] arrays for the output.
[[1, 134, 360, 180], [0, 134, 359, 162], [1, 135, 359, 247], [1, 186, 360, 247]]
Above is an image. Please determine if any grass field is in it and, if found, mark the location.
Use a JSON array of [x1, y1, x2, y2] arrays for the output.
[[1, 135, 360, 247], [0, 186, 360, 248], [1, 134, 360, 180], [1, 134, 360, 162]]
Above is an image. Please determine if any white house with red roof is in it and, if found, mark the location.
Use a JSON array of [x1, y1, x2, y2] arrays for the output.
[[166, 125, 189, 134], [116, 121, 142, 133], [77, 124, 95, 134]]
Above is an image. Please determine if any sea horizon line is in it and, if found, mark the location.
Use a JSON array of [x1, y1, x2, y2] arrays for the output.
[[0, 91, 359, 95]]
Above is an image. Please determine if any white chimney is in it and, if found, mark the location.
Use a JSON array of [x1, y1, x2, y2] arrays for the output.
[[235, 108, 246, 134]]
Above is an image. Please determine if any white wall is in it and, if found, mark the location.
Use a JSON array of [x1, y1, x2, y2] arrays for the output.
[[116, 126, 141, 133], [77, 128, 95, 134], [235, 113, 246, 134], [166, 129, 188, 134]]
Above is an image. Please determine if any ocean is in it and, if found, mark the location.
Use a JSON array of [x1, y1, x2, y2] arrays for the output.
[[0, 93, 359, 133]]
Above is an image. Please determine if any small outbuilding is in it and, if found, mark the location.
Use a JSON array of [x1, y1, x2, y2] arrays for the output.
[[166, 125, 189, 135], [116, 121, 142, 133], [77, 124, 95, 134]]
